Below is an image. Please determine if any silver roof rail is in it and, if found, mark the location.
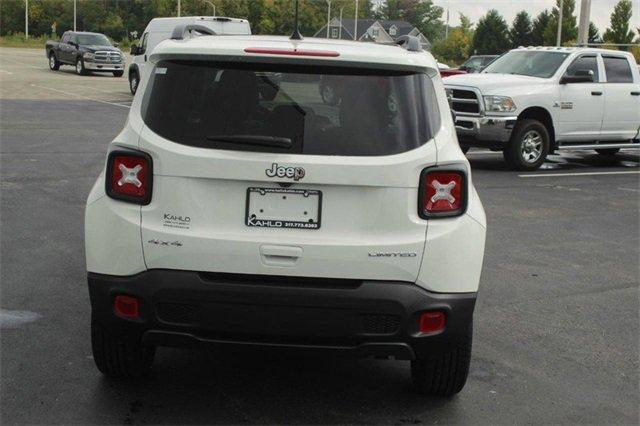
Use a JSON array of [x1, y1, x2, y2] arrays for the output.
[[170, 24, 217, 40], [395, 35, 422, 52]]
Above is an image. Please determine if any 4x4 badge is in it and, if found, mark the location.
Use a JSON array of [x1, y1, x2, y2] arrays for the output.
[[265, 163, 305, 181]]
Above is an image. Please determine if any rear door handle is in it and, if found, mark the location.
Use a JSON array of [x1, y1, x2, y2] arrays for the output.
[[591, 91, 603, 96], [631, 92, 640, 96]]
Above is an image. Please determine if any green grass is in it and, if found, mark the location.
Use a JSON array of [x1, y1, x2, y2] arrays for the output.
[[0, 33, 49, 48]]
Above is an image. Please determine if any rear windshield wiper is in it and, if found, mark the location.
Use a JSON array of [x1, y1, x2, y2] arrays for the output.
[[206, 135, 292, 149]]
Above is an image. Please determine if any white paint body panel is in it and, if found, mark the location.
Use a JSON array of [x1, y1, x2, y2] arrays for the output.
[[86, 35, 486, 294]]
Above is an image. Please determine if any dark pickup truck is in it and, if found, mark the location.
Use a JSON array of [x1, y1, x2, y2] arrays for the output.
[[45, 31, 125, 77]]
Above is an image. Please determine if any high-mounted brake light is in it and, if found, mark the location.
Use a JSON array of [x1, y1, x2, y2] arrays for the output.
[[105, 150, 153, 205], [244, 47, 340, 58], [418, 169, 466, 218]]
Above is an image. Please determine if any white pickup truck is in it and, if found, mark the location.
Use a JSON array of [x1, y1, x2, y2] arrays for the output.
[[444, 47, 640, 170]]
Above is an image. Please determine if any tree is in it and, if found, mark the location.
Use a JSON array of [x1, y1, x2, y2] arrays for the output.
[[531, 10, 550, 46], [377, 0, 444, 43], [588, 22, 601, 44], [471, 9, 509, 55], [543, 0, 578, 46], [603, 0, 635, 45], [458, 13, 473, 36], [509, 11, 533, 48], [431, 27, 471, 65]]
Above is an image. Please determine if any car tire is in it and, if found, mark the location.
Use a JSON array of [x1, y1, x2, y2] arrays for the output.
[[129, 71, 140, 95], [411, 324, 473, 397], [504, 119, 550, 171], [75, 57, 87, 76], [48, 52, 60, 71], [595, 148, 620, 155], [91, 318, 155, 378], [113, 70, 124, 78]]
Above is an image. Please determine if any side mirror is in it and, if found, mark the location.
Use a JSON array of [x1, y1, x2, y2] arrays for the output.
[[113, 42, 119, 48], [458, 66, 467, 71], [560, 69, 594, 84], [130, 45, 140, 55]]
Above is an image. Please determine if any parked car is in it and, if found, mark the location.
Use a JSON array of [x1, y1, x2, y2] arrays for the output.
[[457, 55, 498, 73], [444, 47, 640, 170], [85, 27, 486, 396], [128, 16, 251, 94], [437, 61, 465, 77], [46, 31, 124, 77]]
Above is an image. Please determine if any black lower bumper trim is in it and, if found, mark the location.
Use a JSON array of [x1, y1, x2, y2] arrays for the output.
[[88, 270, 476, 360]]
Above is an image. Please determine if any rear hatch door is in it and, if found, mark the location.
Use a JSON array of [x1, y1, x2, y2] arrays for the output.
[[138, 58, 439, 282]]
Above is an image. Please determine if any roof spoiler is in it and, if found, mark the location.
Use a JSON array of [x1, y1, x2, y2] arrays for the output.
[[170, 24, 217, 40], [395, 35, 422, 52]]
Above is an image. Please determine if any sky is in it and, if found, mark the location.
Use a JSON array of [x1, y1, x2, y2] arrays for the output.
[[429, 0, 640, 34]]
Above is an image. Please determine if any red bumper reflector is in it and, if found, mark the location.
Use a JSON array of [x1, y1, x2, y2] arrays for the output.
[[419, 311, 446, 333], [114, 295, 139, 319], [244, 47, 340, 57]]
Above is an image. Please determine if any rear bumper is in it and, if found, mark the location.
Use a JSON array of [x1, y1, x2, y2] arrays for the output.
[[455, 114, 518, 147], [88, 270, 476, 360]]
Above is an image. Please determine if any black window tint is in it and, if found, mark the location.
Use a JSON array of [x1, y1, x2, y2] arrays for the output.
[[61, 33, 70, 43], [565, 55, 599, 81], [603, 56, 633, 83], [142, 60, 436, 157], [141, 33, 149, 53]]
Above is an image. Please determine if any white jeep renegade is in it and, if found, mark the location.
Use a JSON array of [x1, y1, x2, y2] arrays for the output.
[[85, 25, 486, 396]]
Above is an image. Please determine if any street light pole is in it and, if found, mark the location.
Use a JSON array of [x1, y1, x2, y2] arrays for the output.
[[204, 0, 215, 16], [178, 0, 181, 17], [326, 1, 331, 38], [577, 0, 591, 46], [25, 0, 28, 39], [339, 7, 344, 39], [354, 0, 358, 41], [556, 0, 563, 46], [74, 0, 76, 31]]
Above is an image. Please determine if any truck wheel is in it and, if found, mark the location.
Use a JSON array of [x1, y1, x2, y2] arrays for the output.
[[48, 52, 60, 71], [129, 71, 139, 95], [411, 324, 472, 396], [91, 318, 155, 378], [595, 148, 620, 156], [504, 119, 550, 171], [113, 70, 124, 78], [75, 57, 87, 76]]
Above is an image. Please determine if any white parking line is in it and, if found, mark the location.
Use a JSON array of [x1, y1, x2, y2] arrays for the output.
[[519, 171, 640, 178], [30, 84, 130, 109]]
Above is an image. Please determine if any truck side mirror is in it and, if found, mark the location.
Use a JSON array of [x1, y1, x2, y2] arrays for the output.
[[560, 69, 594, 84], [130, 45, 140, 55]]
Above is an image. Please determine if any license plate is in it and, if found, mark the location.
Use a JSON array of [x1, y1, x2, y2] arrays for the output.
[[246, 187, 322, 229]]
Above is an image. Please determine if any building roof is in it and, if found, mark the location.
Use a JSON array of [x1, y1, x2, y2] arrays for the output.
[[313, 18, 431, 48]]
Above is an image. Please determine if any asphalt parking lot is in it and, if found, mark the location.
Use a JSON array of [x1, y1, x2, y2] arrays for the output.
[[1, 47, 639, 424]]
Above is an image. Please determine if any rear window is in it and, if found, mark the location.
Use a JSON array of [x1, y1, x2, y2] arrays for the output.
[[142, 60, 437, 156], [603, 56, 633, 83]]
